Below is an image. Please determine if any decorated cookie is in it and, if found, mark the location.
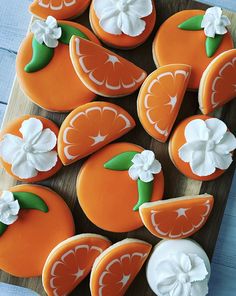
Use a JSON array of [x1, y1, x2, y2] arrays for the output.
[[0, 185, 75, 277], [58, 101, 135, 165], [42, 233, 111, 296], [90, 238, 152, 296], [89, 0, 156, 49], [153, 8, 233, 90], [199, 48, 236, 114], [69, 36, 147, 97], [139, 194, 214, 239], [146, 239, 211, 296], [0, 115, 62, 182], [16, 16, 100, 112], [137, 64, 191, 142], [77, 143, 164, 232], [30, 0, 91, 20], [169, 115, 236, 181]]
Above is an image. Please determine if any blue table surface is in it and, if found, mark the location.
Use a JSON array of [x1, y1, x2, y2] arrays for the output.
[[0, 0, 235, 295]]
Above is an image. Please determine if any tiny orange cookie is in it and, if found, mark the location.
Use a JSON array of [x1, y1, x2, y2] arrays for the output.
[[77, 143, 164, 232], [16, 17, 100, 112], [69, 36, 147, 97], [89, 0, 156, 49], [153, 9, 233, 90], [199, 49, 236, 115], [0, 115, 62, 182], [90, 238, 152, 296], [137, 64, 191, 142], [139, 194, 214, 239], [42, 233, 111, 296], [169, 115, 236, 181], [30, 0, 91, 20], [58, 101, 135, 165], [0, 185, 75, 277]]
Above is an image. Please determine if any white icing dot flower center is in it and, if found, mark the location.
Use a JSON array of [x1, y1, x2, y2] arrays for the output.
[[178, 272, 190, 283], [0, 191, 20, 225]]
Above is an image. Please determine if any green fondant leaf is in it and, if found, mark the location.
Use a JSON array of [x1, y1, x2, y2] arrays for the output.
[[24, 37, 54, 73], [133, 179, 153, 211], [13, 192, 49, 213], [178, 15, 204, 30], [0, 222, 8, 236], [206, 35, 223, 58], [104, 151, 138, 171], [59, 23, 89, 45]]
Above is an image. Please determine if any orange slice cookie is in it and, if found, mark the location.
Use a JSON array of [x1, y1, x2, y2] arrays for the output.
[[199, 49, 236, 114], [0, 115, 62, 182], [58, 101, 135, 165], [69, 36, 147, 97], [30, 0, 91, 20], [89, 0, 156, 49], [139, 194, 214, 239], [153, 9, 233, 90], [90, 238, 152, 296], [137, 64, 191, 143], [16, 18, 100, 112], [0, 185, 75, 277], [42, 234, 111, 296], [77, 143, 164, 232]]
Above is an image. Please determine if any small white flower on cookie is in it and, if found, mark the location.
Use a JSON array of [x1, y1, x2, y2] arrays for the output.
[[0, 191, 20, 225], [31, 16, 62, 48], [128, 150, 161, 182]]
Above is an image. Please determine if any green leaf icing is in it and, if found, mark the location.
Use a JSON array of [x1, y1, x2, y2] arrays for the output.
[[206, 35, 223, 57], [59, 23, 89, 45], [104, 151, 138, 171], [24, 37, 54, 73], [178, 15, 204, 30], [0, 222, 8, 236], [133, 179, 153, 211], [12, 192, 49, 213]]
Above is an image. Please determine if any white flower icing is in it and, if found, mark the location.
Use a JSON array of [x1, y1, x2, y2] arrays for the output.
[[93, 0, 153, 37], [178, 118, 236, 177], [0, 118, 58, 179], [0, 191, 20, 225], [128, 150, 162, 182], [31, 16, 62, 48], [201, 6, 231, 38]]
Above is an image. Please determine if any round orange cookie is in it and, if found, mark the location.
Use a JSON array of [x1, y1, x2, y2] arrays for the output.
[[0, 185, 75, 277], [0, 115, 62, 182], [89, 0, 156, 49], [137, 64, 191, 143], [90, 238, 152, 296], [30, 0, 91, 20], [16, 20, 100, 112], [43, 233, 111, 296], [58, 101, 135, 165], [153, 10, 233, 90], [77, 143, 164, 232]]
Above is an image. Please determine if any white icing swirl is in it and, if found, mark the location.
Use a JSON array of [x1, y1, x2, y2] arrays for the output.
[[0, 191, 20, 225]]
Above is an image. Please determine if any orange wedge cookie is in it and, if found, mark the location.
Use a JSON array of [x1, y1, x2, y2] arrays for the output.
[[153, 9, 233, 90], [16, 17, 100, 112], [58, 101, 135, 165], [137, 64, 191, 142], [0, 185, 75, 277], [199, 49, 236, 114], [77, 143, 164, 232], [169, 115, 236, 181], [30, 0, 91, 20], [139, 194, 214, 239], [89, 0, 156, 49], [69, 36, 147, 97], [42, 234, 111, 296], [90, 238, 152, 296], [0, 115, 62, 182]]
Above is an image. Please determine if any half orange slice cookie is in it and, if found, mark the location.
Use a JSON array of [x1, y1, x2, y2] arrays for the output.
[[69, 36, 147, 97], [139, 194, 214, 239], [42, 234, 111, 296], [137, 64, 191, 142], [58, 102, 135, 165], [90, 238, 152, 296]]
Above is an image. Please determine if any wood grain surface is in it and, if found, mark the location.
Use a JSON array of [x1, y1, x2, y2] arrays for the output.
[[0, 1, 236, 295]]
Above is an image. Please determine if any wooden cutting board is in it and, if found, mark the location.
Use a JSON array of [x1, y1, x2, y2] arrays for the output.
[[0, 1, 236, 295]]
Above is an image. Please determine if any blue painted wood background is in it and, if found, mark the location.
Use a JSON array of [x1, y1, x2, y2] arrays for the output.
[[0, 0, 235, 295]]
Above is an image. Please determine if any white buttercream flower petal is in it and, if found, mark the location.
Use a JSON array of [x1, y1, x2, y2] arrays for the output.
[[34, 31, 44, 44], [215, 25, 227, 35], [0, 213, 18, 225], [201, 13, 215, 28], [129, 0, 153, 18], [221, 15, 231, 26], [52, 27, 62, 40], [27, 151, 58, 172], [0, 134, 23, 164], [118, 12, 146, 37], [188, 253, 208, 282], [9, 200, 20, 216], [209, 151, 233, 170], [178, 142, 206, 163], [190, 150, 216, 176], [20, 118, 43, 143], [207, 6, 222, 18], [141, 150, 155, 166], [205, 118, 227, 143], [204, 23, 216, 38], [43, 34, 59, 48], [1, 191, 15, 203], [191, 280, 209, 296], [11, 151, 38, 179], [171, 282, 191, 296], [32, 128, 57, 152], [149, 159, 162, 174], [185, 119, 209, 142], [180, 253, 192, 273], [46, 16, 58, 29], [100, 13, 122, 35], [157, 277, 178, 294], [128, 165, 140, 180], [93, 0, 115, 19], [139, 170, 153, 182], [216, 132, 236, 154], [131, 153, 144, 166]]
